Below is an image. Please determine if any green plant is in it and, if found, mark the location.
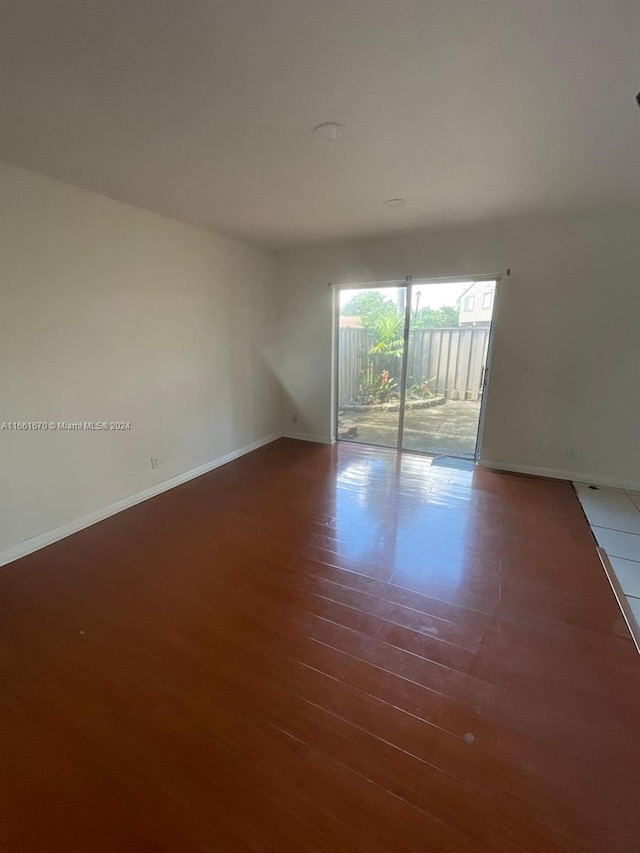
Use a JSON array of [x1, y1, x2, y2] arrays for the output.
[[340, 290, 389, 319], [412, 305, 459, 328], [408, 375, 437, 398], [359, 369, 398, 403], [351, 303, 404, 402], [367, 310, 404, 359]]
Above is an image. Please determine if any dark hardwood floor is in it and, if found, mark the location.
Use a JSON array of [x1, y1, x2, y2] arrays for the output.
[[2, 439, 639, 852]]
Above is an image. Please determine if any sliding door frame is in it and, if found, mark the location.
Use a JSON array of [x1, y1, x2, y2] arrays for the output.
[[395, 279, 413, 450], [332, 274, 502, 460], [472, 275, 501, 461]]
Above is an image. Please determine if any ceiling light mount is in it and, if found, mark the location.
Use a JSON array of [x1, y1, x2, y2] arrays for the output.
[[313, 122, 343, 141], [384, 197, 406, 208]]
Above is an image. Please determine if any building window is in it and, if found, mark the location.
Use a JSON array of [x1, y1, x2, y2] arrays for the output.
[[482, 292, 493, 310], [464, 295, 475, 311]]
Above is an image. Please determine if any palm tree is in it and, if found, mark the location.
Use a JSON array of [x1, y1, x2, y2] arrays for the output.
[[368, 310, 404, 358]]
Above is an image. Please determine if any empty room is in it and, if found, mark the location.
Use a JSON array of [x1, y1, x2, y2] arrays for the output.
[[1, 2, 639, 851]]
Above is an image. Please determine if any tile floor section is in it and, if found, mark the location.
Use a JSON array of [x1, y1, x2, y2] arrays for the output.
[[574, 481, 640, 642]]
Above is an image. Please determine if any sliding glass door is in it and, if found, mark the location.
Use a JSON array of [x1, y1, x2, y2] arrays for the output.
[[336, 278, 497, 458], [336, 285, 408, 449]]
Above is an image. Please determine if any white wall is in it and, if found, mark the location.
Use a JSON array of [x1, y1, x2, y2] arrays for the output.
[[2, 163, 638, 563], [0, 161, 281, 558], [276, 211, 640, 488]]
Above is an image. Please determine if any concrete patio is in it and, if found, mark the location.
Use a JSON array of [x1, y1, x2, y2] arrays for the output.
[[340, 400, 481, 456]]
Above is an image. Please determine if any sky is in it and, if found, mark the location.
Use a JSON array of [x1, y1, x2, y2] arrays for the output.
[[339, 281, 483, 312]]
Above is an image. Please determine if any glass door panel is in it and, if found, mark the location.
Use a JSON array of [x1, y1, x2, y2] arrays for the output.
[[402, 280, 496, 457], [336, 286, 408, 449]]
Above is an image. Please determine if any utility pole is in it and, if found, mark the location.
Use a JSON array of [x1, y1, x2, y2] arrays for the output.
[[414, 290, 422, 318]]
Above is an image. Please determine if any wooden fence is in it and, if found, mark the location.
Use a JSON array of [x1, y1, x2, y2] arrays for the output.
[[338, 326, 490, 406]]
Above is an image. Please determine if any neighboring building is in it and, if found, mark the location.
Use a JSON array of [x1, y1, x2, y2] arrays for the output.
[[458, 281, 496, 326], [339, 315, 364, 328]]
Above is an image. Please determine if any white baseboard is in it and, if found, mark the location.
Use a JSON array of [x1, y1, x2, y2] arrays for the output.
[[0, 432, 282, 569], [281, 432, 333, 445], [12, 440, 632, 570], [479, 459, 640, 492]]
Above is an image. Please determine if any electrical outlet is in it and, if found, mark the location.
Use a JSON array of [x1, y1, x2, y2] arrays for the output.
[[292, 412, 299, 423], [566, 447, 577, 460], [150, 456, 160, 470]]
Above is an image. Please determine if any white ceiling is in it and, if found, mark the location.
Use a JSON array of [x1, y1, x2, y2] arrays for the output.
[[1, 1, 638, 248]]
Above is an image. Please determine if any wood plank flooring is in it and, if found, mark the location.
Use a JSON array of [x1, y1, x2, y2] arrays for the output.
[[2, 439, 639, 851]]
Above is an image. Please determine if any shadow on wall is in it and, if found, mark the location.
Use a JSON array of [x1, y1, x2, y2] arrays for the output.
[[266, 363, 320, 440]]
